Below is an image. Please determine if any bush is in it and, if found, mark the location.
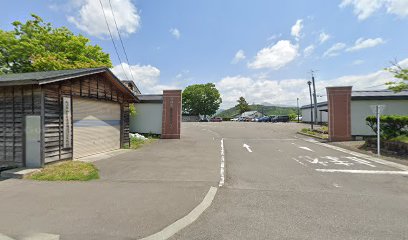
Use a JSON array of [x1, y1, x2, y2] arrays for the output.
[[366, 115, 408, 140], [222, 117, 232, 121]]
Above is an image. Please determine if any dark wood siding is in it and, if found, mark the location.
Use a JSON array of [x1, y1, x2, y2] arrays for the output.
[[0, 85, 41, 167], [43, 73, 132, 163]]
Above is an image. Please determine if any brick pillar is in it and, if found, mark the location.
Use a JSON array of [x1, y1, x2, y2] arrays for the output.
[[326, 86, 352, 142], [161, 90, 182, 139]]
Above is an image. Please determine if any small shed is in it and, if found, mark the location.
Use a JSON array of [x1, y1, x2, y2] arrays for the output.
[[0, 68, 138, 168]]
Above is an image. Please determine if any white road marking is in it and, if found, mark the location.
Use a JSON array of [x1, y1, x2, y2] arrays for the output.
[[301, 138, 408, 171], [243, 143, 253, 153], [298, 146, 314, 152], [292, 158, 306, 166], [345, 156, 376, 167], [333, 183, 341, 188], [219, 138, 225, 187], [21, 233, 60, 240], [315, 169, 408, 175], [140, 187, 218, 240]]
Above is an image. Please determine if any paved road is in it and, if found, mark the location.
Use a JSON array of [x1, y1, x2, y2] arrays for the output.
[[0, 124, 221, 240], [1, 122, 407, 240], [172, 122, 408, 240]]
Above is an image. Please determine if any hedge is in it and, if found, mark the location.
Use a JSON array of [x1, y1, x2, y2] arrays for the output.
[[366, 115, 408, 140]]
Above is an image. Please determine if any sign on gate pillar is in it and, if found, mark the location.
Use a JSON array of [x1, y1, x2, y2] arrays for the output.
[[326, 86, 352, 142], [63, 97, 72, 148]]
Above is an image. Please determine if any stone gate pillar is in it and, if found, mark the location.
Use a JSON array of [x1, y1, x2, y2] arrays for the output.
[[326, 86, 352, 142], [161, 90, 182, 139]]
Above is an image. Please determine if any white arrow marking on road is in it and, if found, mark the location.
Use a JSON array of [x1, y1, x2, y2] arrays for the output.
[[299, 146, 314, 152], [243, 144, 253, 153]]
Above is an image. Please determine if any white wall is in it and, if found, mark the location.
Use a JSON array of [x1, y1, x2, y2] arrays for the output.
[[351, 99, 408, 136], [301, 106, 328, 123], [130, 103, 163, 134]]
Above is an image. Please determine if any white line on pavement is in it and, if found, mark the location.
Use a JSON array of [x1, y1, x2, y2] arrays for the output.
[[315, 169, 408, 175], [243, 144, 253, 153], [301, 138, 408, 171], [140, 187, 218, 240], [219, 138, 225, 187], [298, 146, 314, 152]]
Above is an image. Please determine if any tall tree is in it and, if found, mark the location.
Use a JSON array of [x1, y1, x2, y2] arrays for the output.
[[387, 62, 408, 92], [0, 14, 112, 74], [236, 96, 250, 114], [182, 83, 222, 117]]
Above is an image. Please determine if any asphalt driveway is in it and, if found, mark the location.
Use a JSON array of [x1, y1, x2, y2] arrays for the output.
[[0, 124, 220, 240]]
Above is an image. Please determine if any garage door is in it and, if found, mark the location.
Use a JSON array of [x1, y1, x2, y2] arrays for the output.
[[73, 98, 121, 159]]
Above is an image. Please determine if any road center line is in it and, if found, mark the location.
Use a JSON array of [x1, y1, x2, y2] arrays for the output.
[[315, 169, 408, 175], [219, 138, 225, 187]]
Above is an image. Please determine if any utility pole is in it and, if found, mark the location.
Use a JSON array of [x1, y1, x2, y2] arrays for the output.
[[307, 81, 314, 130], [311, 70, 318, 125], [297, 98, 300, 123]]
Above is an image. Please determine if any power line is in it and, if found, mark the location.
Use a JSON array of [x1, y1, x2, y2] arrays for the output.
[[108, 0, 136, 82], [98, 0, 129, 80]]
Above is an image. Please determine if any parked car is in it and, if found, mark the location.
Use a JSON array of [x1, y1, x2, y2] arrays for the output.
[[199, 118, 209, 122], [231, 118, 239, 121], [257, 116, 269, 122], [210, 117, 222, 122], [271, 115, 290, 123]]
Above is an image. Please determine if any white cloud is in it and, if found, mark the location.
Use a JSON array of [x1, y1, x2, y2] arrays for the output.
[[291, 19, 303, 40], [216, 58, 408, 108], [248, 40, 299, 70], [231, 50, 246, 64], [169, 28, 181, 39], [319, 32, 330, 44], [340, 0, 408, 20], [346, 37, 385, 52], [67, 0, 140, 38], [267, 33, 282, 41], [352, 59, 365, 65], [303, 45, 315, 57], [111, 63, 178, 94], [323, 42, 347, 57], [386, 0, 408, 17]]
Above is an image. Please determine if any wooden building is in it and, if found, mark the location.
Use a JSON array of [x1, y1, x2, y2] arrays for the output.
[[0, 68, 138, 169]]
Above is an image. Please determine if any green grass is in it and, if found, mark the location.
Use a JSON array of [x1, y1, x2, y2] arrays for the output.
[[300, 127, 328, 139], [390, 135, 408, 143], [27, 161, 99, 181], [126, 136, 158, 150]]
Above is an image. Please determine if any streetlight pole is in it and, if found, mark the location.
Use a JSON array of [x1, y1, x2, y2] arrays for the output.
[[311, 71, 318, 125], [307, 81, 314, 130], [297, 97, 300, 123]]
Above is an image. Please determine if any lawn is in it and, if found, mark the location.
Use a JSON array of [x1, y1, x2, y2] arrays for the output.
[[126, 134, 158, 150], [27, 161, 99, 181], [391, 135, 408, 144], [300, 126, 329, 139]]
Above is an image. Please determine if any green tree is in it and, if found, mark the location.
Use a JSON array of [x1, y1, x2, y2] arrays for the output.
[[0, 14, 111, 74], [182, 83, 222, 117], [386, 62, 408, 92], [236, 96, 250, 114]]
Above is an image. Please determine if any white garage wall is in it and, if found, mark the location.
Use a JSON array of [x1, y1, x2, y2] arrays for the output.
[[130, 103, 163, 134], [351, 100, 408, 136], [301, 106, 328, 123]]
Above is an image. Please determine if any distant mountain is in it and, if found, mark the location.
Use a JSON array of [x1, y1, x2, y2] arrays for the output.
[[216, 104, 297, 118]]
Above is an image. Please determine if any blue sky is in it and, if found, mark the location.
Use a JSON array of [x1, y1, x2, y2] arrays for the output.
[[1, 0, 408, 107]]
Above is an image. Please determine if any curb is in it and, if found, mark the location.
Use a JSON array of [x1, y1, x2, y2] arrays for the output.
[[139, 186, 218, 240], [296, 132, 328, 141]]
